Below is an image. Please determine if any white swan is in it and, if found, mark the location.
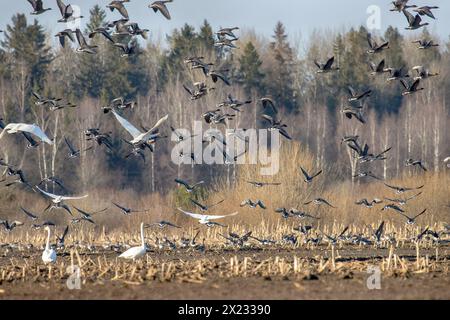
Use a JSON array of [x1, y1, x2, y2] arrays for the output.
[[0, 123, 53, 145], [36, 186, 88, 204], [111, 110, 168, 145], [42, 226, 57, 264], [119, 222, 147, 260], [177, 208, 238, 225]]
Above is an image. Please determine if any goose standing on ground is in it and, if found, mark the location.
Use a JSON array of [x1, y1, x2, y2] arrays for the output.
[[110, 109, 168, 146], [403, 9, 429, 30], [55, 29, 75, 48], [149, 0, 173, 20], [57, 0, 83, 23], [0, 123, 53, 145], [401, 79, 424, 96], [107, 0, 130, 19], [314, 56, 339, 73], [75, 29, 98, 54], [28, 0, 52, 15], [413, 6, 439, 19], [119, 223, 147, 260], [177, 208, 238, 227], [42, 226, 57, 264]]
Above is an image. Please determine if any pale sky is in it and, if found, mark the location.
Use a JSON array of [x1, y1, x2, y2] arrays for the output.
[[0, 0, 448, 45]]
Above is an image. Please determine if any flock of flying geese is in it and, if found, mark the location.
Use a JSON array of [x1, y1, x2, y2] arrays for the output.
[[0, 0, 449, 262]]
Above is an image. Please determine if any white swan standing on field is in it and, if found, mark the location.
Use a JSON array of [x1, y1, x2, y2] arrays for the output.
[[111, 109, 168, 145], [119, 222, 147, 260], [42, 226, 57, 264], [0, 123, 53, 145]]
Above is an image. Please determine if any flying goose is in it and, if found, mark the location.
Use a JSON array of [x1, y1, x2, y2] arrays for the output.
[[261, 114, 292, 140], [412, 66, 439, 80], [405, 158, 427, 171], [42, 226, 56, 264], [314, 56, 339, 73], [359, 147, 392, 163], [72, 206, 107, 225], [355, 198, 383, 208], [342, 106, 366, 124], [126, 22, 149, 39], [369, 59, 390, 76], [32, 92, 61, 107], [390, 0, 417, 12], [22, 132, 40, 149], [56, 225, 69, 249], [386, 67, 410, 81], [246, 181, 281, 188], [393, 209, 427, 225], [75, 29, 98, 54], [110, 109, 168, 146], [0, 220, 24, 232], [373, 221, 385, 244], [0, 123, 53, 145], [412, 39, 439, 49], [183, 82, 214, 100], [39, 176, 69, 193], [218, 94, 252, 111], [149, 0, 173, 20], [367, 33, 390, 54], [55, 29, 75, 48], [107, 0, 130, 19], [28, 0, 52, 15], [347, 86, 372, 102], [114, 41, 137, 57], [249, 235, 276, 245], [175, 178, 204, 193], [215, 37, 239, 49], [190, 198, 224, 212], [112, 202, 149, 215], [381, 204, 405, 213], [260, 97, 278, 114], [147, 221, 181, 229], [57, 0, 83, 23], [304, 198, 336, 208], [64, 137, 93, 158], [353, 171, 382, 180], [119, 223, 147, 260], [403, 9, 429, 30], [289, 209, 320, 220], [240, 199, 267, 209], [3, 168, 33, 189], [413, 6, 439, 19], [207, 69, 231, 86], [177, 208, 238, 227], [300, 167, 322, 183], [20, 206, 39, 221], [384, 183, 424, 194], [400, 79, 424, 96], [89, 27, 114, 43], [216, 27, 239, 39], [384, 192, 422, 206]]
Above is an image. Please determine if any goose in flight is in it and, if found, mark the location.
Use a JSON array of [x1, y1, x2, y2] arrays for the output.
[[260, 97, 278, 114], [56, 226, 69, 249], [403, 9, 429, 30], [215, 36, 239, 49], [246, 181, 281, 188], [3, 168, 33, 189], [314, 56, 339, 73], [147, 221, 181, 229], [412, 66, 439, 80], [353, 171, 382, 180], [112, 202, 149, 215], [216, 27, 239, 39], [401, 79, 424, 96], [42, 226, 57, 264], [384, 192, 422, 206], [28, 0, 51, 15], [207, 69, 231, 86], [39, 176, 69, 194], [75, 29, 98, 54], [412, 39, 439, 49], [369, 59, 390, 76], [300, 167, 322, 183], [20, 206, 39, 221], [64, 137, 92, 158], [413, 6, 439, 19], [127, 23, 149, 39], [190, 198, 224, 212], [183, 82, 214, 100], [73, 206, 107, 225], [114, 41, 137, 57], [390, 0, 417, 12], [32, 92, 61, 107], [289, 209, 320, 220], [261, 114, 292, 140], [107, 0, 130, 19], [89, 27, 114, 43], [381, 204, 405, 213], [55, 29, 75, 48], [367, 33, 389, 54], [405, 158, 427, 171], [0, 123, 53, 145], [175, 178, 204, 193], [386, 67, 410, 81], [347, 86, 372, 102], [0, 220, 24, 232], [355, 198, 383, 208], [304, 198, 336, 208], [149, 0, 173, 20], [111, 109, 168, 146], [57, 0, 83, 23], [240, 199, 266, 209], [384, 183, 424, 194], [177, 208, 238, 227], [85, 128, 115, 152], [170, 126, 197, 142], [394, 209, 427, 225], [342, 106, 366, 124], [119, 223, 147, 260], [373, 221, 385, 244]]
